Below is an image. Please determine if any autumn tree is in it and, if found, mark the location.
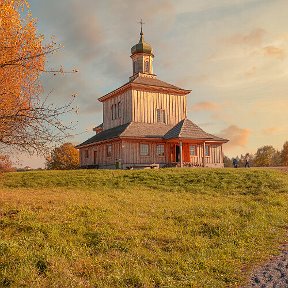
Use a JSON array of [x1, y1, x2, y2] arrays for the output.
[[223, 155, 232, 167], [281, 141, 288, 166], [0, 154, 14, 172], [46, 143, 79, 170], [0, 0, 76, 154], [253, 145, 276, 167]]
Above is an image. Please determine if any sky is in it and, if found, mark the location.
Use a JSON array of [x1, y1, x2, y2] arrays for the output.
[[15, 0, 288, 168]]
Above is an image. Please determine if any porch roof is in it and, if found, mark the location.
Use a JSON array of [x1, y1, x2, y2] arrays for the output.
[[164, 118, 227, 142]]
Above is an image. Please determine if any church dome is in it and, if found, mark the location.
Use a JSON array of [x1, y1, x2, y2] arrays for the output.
[[131, 31, 153, 55]]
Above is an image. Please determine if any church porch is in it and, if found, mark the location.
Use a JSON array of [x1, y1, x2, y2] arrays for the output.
[[168, 140, 224, 168]]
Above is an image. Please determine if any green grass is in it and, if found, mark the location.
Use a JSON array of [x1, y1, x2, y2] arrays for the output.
[[0, 168, 288, 287]]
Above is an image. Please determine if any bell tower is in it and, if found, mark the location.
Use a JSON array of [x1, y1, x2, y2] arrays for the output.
[[130, 20, 154, 76]]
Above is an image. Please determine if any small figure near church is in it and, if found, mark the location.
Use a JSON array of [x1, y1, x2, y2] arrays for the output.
[[233, 158, 238, 168], [245, 158, 250, 168]]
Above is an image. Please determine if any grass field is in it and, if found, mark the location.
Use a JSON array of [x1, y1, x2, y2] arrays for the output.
[[0, 168, 288, 287]]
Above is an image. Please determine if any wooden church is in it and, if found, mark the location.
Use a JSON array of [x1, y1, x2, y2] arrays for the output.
[[77, 27, 228, 169]]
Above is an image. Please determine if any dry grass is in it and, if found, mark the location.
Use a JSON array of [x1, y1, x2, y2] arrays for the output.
[[0, 168, 288, 287]]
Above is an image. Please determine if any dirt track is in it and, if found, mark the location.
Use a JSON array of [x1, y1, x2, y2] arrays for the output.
[[243, 244, 288, 287], [243, 167, 288, 287]]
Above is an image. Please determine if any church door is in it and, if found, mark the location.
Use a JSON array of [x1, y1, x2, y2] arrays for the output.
[[175, 145, 180, 162]]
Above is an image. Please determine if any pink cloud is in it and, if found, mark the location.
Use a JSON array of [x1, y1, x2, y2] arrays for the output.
[[262, 127, 281, 135], [218, 125, 250, 150], [191, 101, 219, 112], [262, 46, 285, 59], [225, 28, 266, 47]]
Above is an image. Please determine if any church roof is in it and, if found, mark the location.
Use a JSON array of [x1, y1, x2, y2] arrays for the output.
[[77, 120, 227, 148], [98, 75, 190, 102], [77, 123, 131, 147], [164, 118, 227, 141], [130, 76, 188, 91]]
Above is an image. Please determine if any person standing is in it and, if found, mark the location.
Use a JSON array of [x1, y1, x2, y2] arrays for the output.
[[245, 158, 250, 168], [233, 158, 238, 168]]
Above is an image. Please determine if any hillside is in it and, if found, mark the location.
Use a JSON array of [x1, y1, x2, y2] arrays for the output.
[[0, 168, 288, 287]]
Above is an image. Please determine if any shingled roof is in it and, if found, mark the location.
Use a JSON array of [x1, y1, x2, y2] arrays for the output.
[[98, 75, 190, 102], [76, 123, 131, 147], [77, 119, 227, 148], [164, 118, 227, 141], [130, 76, 189, 92]]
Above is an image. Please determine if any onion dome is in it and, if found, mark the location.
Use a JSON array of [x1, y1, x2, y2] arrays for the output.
[[131, 27, 153, 55]]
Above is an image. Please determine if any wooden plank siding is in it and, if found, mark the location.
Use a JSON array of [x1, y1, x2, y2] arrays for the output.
[[121, 140, 167, 166], [80, 140, 224, 169], [80, 141, 121, 168], [132, 90, 186, 125], [103, 90, 132, 130]]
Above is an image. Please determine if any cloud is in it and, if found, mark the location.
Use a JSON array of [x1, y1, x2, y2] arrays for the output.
[[218, 125, 250, 149], [262, 46, 285, 59], [225, 28, 266, 46], [262, 127, 281, 135], [191, 101, 219, 111]]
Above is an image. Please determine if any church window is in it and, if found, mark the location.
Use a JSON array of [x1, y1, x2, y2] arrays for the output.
[[145, 60, 149, 73], [133, 61, 138, 74], [205, 145, 210, 156], [106, 144, 112, 157], [156, 144, 165, 156], [84, 150, 89, 158], [111, 104, 118, 120], [190, 145, 197, 156], [111, 105, 114, 120], [117, 102, 121, 118], [140, 143, 149, 156], [156, 109, 166, 123]]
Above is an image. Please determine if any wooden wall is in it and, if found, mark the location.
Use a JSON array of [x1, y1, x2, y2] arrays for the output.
[[121, 140, 168, 165], [132, 90, 186, 125], [80, 141, 121, 167], [103, 90, 132, 130], [80, 140, 224, 168]]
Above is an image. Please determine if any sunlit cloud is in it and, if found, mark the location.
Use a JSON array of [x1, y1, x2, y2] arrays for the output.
[[191, 101, 219, 112], [262, 127, 282, 135], [262, 46, 285, 59], [218, 125, 250, 149], [225, 28, 266, 47]]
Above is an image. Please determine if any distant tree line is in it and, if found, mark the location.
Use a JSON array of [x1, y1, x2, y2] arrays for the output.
[[224, 141, 288, 167]]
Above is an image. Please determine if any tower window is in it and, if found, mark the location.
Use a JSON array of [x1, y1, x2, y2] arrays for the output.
[[156, 109, 166, 123], [111, 103, 118, 120], [145, 60, 149, 73], [133, 61, 136, 74], [117, 102, 121, 118]]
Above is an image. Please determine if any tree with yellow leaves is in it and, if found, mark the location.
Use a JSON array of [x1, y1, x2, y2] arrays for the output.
[[0, 154, 15, 172], [0, 0, 76, 154], [46, 143, 79, 170]]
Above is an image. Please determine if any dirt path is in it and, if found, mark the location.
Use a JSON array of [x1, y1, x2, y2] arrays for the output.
[[243, 245, 288, 287]]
